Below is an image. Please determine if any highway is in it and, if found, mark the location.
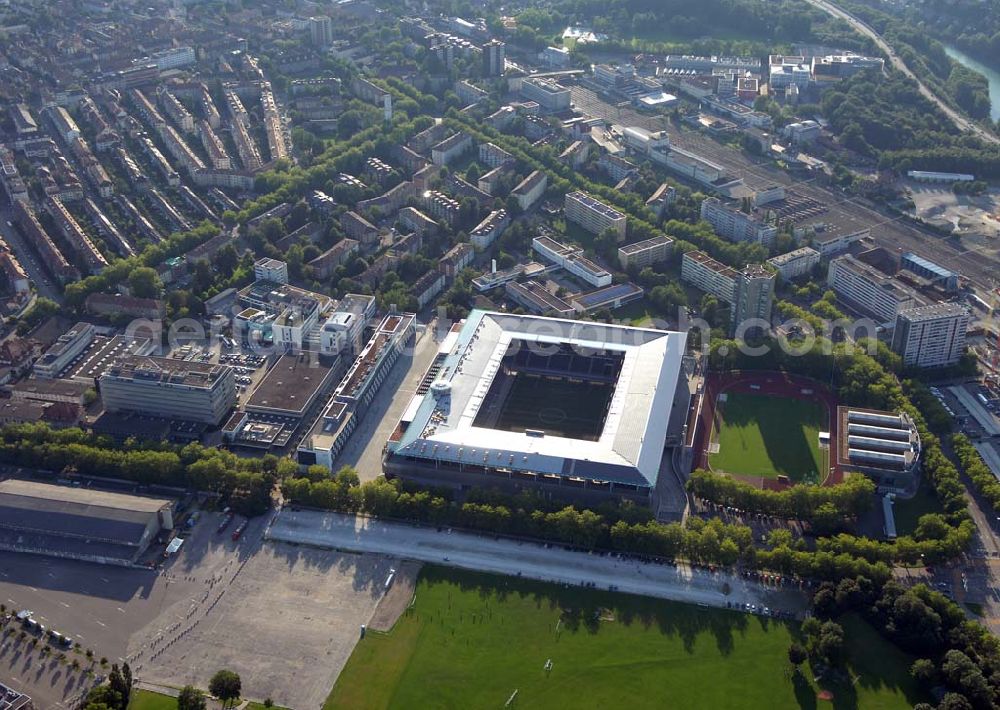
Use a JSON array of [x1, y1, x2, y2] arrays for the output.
[[267, 510, 810, 615], [804, 0, 999, 145]]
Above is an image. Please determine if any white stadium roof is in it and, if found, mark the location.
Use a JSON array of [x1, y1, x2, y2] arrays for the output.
[[388, 310, 687, 488]]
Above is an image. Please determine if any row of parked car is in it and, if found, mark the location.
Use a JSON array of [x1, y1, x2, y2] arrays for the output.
[[15, 610, 74, 648]]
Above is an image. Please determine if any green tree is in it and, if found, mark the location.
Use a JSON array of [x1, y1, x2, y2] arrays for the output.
[[17, 297, 60, 334], [209, 669, 242, 708], [107, 663, 130, 710], [177, 686, 207, 710], [788, 642, 808, 670], [128, 267, 162, 299], [910, 658, 936, 686], [814, 621, 845, 666]]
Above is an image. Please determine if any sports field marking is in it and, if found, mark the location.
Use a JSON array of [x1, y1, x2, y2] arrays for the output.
[[709, 392, 827, 483]]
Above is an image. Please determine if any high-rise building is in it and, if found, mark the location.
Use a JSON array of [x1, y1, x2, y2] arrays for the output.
[[891, 303, 969, 369], [482, 39, 506, 76], [732, 265, 776, 335], [309, 16, 333, 48]]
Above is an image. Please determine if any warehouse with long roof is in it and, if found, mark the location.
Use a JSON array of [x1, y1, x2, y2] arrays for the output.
[[0, 479, 174, 566]]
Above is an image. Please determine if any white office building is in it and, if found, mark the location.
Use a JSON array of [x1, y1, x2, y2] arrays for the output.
[[520, 77, 571, 112], [254, 258, 288, 284]]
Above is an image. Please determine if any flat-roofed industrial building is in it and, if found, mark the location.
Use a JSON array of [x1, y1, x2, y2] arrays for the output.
[[99, 355, 236, 425], [836, 407, 921, 492], [0, 479, 173, 565]]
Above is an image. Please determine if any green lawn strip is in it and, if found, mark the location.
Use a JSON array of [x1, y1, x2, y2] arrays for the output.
[[127, 690, 178, 710], [613, 299, 661, 327], [825, 612, 927, 709], [127, 690, 286, 710], [495, 375, 611, 440], [891, 483, 945, 537], [325, 566, 923, 710], [710, 393, 825, 482]]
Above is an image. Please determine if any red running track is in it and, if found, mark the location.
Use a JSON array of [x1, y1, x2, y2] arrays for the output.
[[692, 370, 842, 489]]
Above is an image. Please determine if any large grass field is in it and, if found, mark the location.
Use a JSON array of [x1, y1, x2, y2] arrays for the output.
[[710, 393, 827, 483], [325, 567, 924, 710], [490, 374, 613, 440]]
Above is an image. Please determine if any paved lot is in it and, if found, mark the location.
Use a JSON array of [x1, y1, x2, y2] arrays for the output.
[[335, 319, 440, 481], [268, 510, 810, 616], [128, 540, 392, 710], [0, 509, 394, 709], [906, 182, 1000, 240], [0, 623, 94, 710]]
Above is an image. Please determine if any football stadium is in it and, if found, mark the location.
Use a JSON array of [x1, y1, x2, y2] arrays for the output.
[[384, 310, 689, 501]]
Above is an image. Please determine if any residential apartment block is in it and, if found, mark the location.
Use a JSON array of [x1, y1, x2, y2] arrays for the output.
[[479, 142, 514, 169], [700, 197, 777, 249], [564, 191, 627, 242], [767, 246, 820, 281], [680, 250, 738, 303], [431, 132, 473, 166], [618, 235, 674, 270], [510, 170, 547, 212], [827, 255, 923, 324], [470, 209, 510, 249], [891, 303, 969, 369]]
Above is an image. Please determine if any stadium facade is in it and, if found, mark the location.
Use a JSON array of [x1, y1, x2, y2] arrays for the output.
[[0, 479, 173, 565], [384, 311, 688, 501]]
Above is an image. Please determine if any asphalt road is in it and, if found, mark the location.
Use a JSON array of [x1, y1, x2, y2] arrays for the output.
[[804, 0, 999, 145], [334, 319, 441, 480], [0, 202, 63, 303], [267, 510, 810, 616]]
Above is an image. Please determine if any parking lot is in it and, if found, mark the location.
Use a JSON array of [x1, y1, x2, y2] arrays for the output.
[[216, 344, 268, 395], [1, 508, 398, 708], [128, 538, 393, 710]]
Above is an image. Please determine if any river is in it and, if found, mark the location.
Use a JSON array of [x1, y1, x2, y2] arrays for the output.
[[943, 43, 1000, 123]]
